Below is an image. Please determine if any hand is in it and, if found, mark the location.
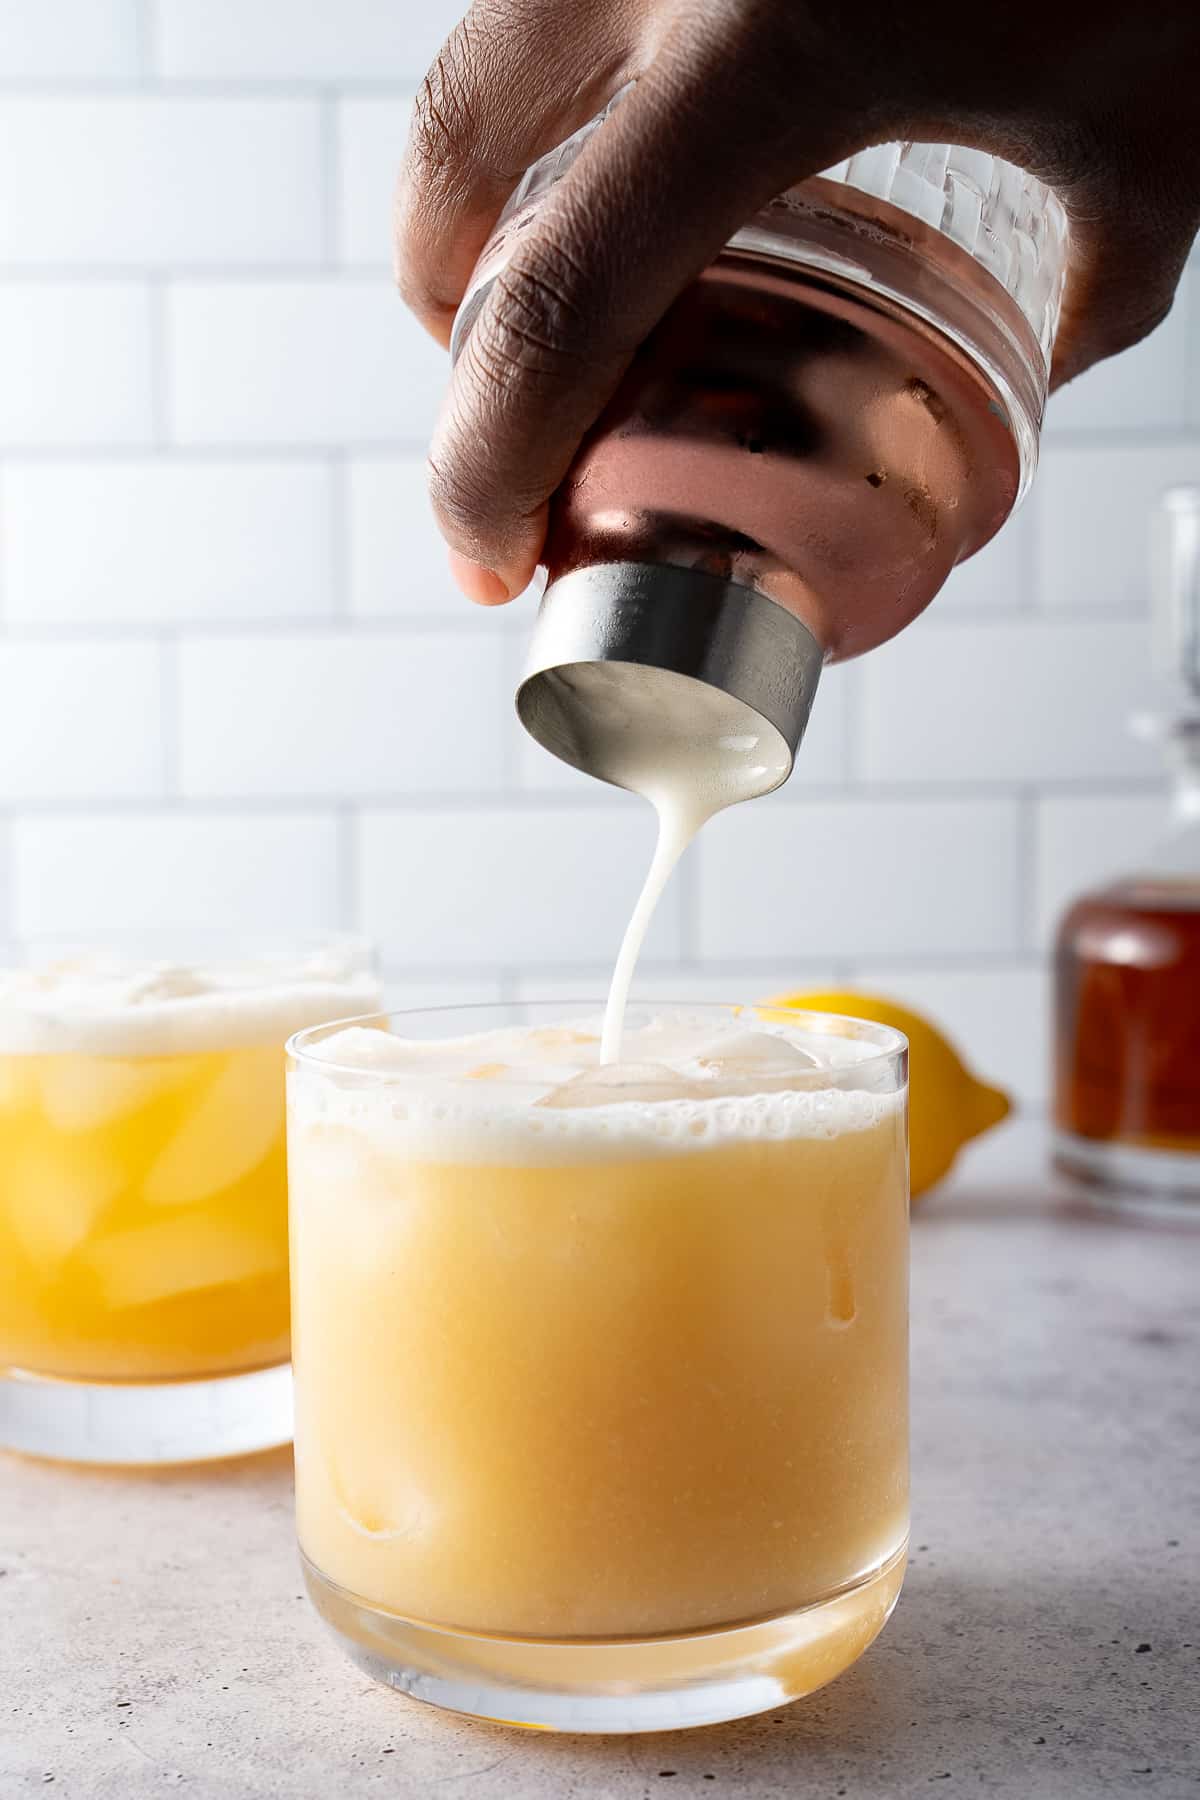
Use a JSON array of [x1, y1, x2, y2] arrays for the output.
[[395, 0, 1200, 604]]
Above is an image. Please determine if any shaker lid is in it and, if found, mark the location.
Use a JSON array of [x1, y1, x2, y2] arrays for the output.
[[516, 563, 823, 800]]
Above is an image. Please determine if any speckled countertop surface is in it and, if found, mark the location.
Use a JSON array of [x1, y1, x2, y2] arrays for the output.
[[3, 1121, 1198, 1799]]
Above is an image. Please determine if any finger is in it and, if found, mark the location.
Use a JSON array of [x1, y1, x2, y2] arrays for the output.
[[1050, 189, 1199, 388], [429, 28, 859, 597], [395, 0, 639, 347]]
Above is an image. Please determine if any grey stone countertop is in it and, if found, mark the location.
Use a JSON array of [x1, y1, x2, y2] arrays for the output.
[[3, 1120, 1198, 1799]]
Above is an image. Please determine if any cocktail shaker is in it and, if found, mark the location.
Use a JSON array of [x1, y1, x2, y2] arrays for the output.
[[452, 115, 1069, 795]]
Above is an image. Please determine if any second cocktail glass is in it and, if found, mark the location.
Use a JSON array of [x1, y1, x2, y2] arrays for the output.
[[0, 937, 378, 1464]]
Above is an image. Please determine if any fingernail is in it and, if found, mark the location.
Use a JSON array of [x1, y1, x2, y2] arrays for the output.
[[448, 551, 511, 606]]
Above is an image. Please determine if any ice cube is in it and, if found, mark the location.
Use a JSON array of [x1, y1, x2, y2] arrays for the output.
[[635, 1011, 742, 1064], [82, 1209, 284, 1311], [695, 1028, 821, 1079], [0, 1057, 32, 1114], [536, 1061, 703, 1110], [4, 1142, 127, 1270], [142, 1047, 284, 1207], [600, 1026, 821, 1099], [37, 1053, 206, 1134]]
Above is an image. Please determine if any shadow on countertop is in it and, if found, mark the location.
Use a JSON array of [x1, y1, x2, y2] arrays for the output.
[[486, 1554, 1198, 1798]]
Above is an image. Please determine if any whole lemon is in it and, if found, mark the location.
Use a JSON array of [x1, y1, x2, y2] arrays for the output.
[[762, 990, 1011, 1198]]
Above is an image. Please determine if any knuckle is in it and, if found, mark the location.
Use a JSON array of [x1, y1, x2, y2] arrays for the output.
[[407, 6, 502, 189], [471, 242, 593, 384], [410, 42, 475, 182]]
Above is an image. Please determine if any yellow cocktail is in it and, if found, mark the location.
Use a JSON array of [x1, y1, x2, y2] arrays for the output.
[[288, 1004, 908, 1731], [0, 946, 378, 1463]]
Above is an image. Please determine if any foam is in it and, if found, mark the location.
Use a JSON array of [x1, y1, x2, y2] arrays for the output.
[[0, 946, 381, 1057], [290, 1011, 905, 1163]]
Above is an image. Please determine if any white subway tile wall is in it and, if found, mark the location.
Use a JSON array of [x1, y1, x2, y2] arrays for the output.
[[154, 0, 467, 84], [857, 615, 1166, 785], [0, 3, 140, 82], [3, 460, 336, 625], [13, 813, 341, 939], [337, 98, 414, 269], [358, 807, 684, 968], [1042, 285, 1194, 436], [0, 13, 1196, 1108], [177, 630, 507, 797], [935, 504, 1033, 611], [347, 455, 472, 617], [166, 280, 445, 445], [0, 641, 163, 801], [1034, 443, 1200, 612], [1034, 794, 1167, 950], [696, 793, 1023, 962], [0, 100, 325, 267], [0, 285, 154, 448]]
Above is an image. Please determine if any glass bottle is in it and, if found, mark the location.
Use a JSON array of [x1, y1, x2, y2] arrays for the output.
[[1053, 487, 1200, 1204]]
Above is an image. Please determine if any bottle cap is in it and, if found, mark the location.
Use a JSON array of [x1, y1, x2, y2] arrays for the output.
[[1156, 487, 1200, 698]]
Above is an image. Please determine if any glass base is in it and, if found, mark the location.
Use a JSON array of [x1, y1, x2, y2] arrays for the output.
[[0, 1361, 293, 1464], [302, 1542, 907, 1733], [1053, 1128, 1200, 1213]]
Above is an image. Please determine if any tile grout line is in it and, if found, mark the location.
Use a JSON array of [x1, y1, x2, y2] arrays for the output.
[[675, 840, 698, 963], [158, 635, 179, 798], [0, 263, 402, 282], [337, 805, 359, 935], [134, 0, 158, 79], [839, 662, 860, 786], [146, 275, 170, 447], [0, 78, 422, 99], [1016, 785, 1038, 954], [375, 952, 1055, 983], [1018, 495, 1038, 612], [318, 90, 341, 269], [0, 617, 528, 642], [1184, 267, 1199, 432], [0, 440, 436, 462], [0, 812, 10, 942], [498, 632, 523, 792], [0, 574, 1158, 635], [0, 778, 1168, 815], [328, 451, 349, 616]]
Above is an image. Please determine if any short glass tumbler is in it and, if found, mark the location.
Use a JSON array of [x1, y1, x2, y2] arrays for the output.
[[0, 937, 378, 1464], [288, 1002, 910, 1732]]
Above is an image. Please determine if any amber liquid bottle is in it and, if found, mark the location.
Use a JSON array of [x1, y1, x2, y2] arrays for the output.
[[1053, 490, 1200, 1204]]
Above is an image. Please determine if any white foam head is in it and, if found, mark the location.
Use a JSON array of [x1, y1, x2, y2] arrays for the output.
[[0, 943, 381, 1056], [289, 1009, 906, 1163]]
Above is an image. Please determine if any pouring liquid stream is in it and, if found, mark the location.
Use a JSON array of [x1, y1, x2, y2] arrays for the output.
[[600, 790, 708, 1065], [599, 710, 792, 1064]]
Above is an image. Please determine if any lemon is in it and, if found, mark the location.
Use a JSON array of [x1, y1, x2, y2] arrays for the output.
[[761, 989, 1011, 1198]]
